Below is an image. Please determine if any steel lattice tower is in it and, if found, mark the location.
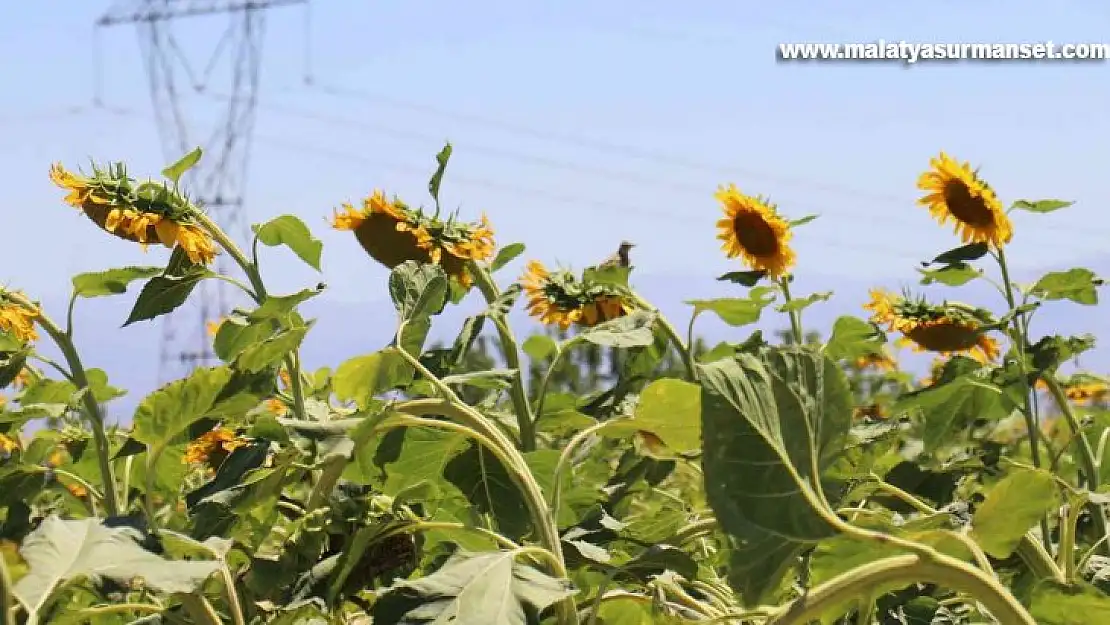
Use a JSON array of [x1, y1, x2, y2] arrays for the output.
[[96, 0, 307, 381]]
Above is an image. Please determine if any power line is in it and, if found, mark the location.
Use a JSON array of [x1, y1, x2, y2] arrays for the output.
[[303, 82, 1109, 241]]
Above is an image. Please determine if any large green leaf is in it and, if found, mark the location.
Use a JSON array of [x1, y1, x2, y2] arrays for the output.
[[372, 550, 574, 625], [444, 443, 530, 540], [918, 262, 981, 287], [71, 266, 163, 298], [608, 378, 701, 453], [1031, 268, 1103, 306], [333, 349, 413, 409], [687, 288, 776, 327], [971, 467, 1058, 558], [131, 366, 234, 453], [253, 214, 323, 271], [1029, 580, 1110, 624], [578, 311, 656, 348], [490, 242, 525, 273], [124, 264, 213, 326], [823, 316, 885, 362], [698, 346, 852, 605], [390, 261, 449, 322], [13, 516, 219, 617], [894, 372, 1006, 452], [1012, 199, 1073, 214]]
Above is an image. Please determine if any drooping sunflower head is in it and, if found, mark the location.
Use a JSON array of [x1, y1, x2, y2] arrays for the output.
[[331, 190, 496, 287], [865, 289, 1000, 363], [715, 184, 796, 278], [0, 290, 39, 345], [183, 426, 248, 472], [50, 162, 218, 265], [520, 260, 634, 330], [917, 152, 1012, 248]]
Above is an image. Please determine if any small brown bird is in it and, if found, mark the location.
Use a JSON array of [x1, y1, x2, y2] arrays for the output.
[[596, 240, 635, 270]]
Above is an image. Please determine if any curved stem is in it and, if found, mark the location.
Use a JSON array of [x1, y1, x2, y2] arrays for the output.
[[550, 419, 625, 519], [192, 211, 307, 421], [533, 338, 580, 427], [1043, 374, 1110, 555], [467, 263, 537, 450], [630, 293, 697, 382], [766, 553, 1035, 625], [179, 593, 222, 625], [1, 547, 15, 625], [14, 294, 120, 517], [672, 517, 718, 546]]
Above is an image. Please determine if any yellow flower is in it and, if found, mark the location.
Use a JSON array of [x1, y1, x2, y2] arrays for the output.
[[265, 398, 286, 415], [1042, 376, 1110, 406], [183, 427, 248, 470], [917, 152, 1012, 248], [331, 189, 496, 287], [279, 369, 292, 390], [206, 318, 225, 337], [0, 432, 17, 455], [853, 403, 890, 421], [0, 292, 39, 344], [50, 163, 218, 265], [67, 483, 88, 498], [715, 184, 796, 278], [865, 290, 999, 363], [520, 260, 633, 330]]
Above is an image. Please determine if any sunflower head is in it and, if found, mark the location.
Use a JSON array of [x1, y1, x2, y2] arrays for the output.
[[50, 162, 217, 265], [715, 184, 796, 278], [917, 152, 1012, 248], [0, 290, 39, 345], [865, 289, 999, 363], [184, 426, 249, 471], [1052, 374, 1110, 406], [854, 347, 898, 372], [331, 190, 496, 287], [520, 260, 634, 330]]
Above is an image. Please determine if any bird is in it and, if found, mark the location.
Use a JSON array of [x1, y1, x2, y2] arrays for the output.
[[596, 240, 635, 270]]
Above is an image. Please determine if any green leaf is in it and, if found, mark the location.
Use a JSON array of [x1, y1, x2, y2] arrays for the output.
[[789, 214, 819, 227], [428, 142, 453, 205], [717, 270, 766, 287], [333, 349, 412, 409], [124, 264, 213, 326], [894, 373, 1007, 452], [824, 316, 885, 362], [1031, 268, 1103, 305], [85, 368, 126, 403], [372, 550, 574, 625], [776, 291, 832, 313], [490, 242, 525, 273], [13, 516, 219, 618], [252, 215, 323, 271], [236, 324, 310, 373], [918, 262, 982, 287], [248, 285, 325, 321], [444, 443, 530, 539], [71, 266, 163, 298], [1012, 199, 1073, 214], [1029, 580, 1110, 624], [609, 378, 701, 453], [522, 334, 558, 362], [698, 347, 852, 605], [929, 243, 990, 265], [161, 147, 202, 184], [578, 311, 656, 348], [971, 467, 1058, 558], [389, 261, 448, 321], [687, 289, 775, 327], [448, 315, 485, 368], [1029, 334, 1097, 373], [213, 315, 274, 362], [131, 366, 234, 453], [442, 369, 516, 390]]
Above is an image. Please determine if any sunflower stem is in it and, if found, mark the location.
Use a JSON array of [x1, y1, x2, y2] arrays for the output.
[[1043, 374, 1110, 556], [630, 293, 697, 382], [533, 337, 581, 428], [14, 294, 121, 517], [778, 277, 804, 346], [467, 262, 537, 451], [1, 542, 16, 625], [993, 247, 1053, 550], [192, 211, 309, 422], [392, 337, 576, 625]]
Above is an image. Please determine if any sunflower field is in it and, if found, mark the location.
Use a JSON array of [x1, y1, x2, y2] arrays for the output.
[[1, 144, 1109, 625]]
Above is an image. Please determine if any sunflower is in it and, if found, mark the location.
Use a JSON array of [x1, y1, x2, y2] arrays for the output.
[[183, 427, 248, 470], [917, 152, 1012, 248], [0, 291, 39, 344], [265, 398, 287, 416], [331, 189, 496, 287], [715, 184, 796, 278], [520, 260, 634, 330], [50, 162, 218, 265], [865, 289, 1000, 363], [1040, 375, 1110, 406], [0, 432, 16, 456]]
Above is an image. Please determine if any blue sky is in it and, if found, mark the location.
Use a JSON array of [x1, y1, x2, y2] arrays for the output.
[[3, 1, 1109, 417]]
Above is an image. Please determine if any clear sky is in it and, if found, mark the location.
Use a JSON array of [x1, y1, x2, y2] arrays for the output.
[[3, 1, 1109, 415]]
